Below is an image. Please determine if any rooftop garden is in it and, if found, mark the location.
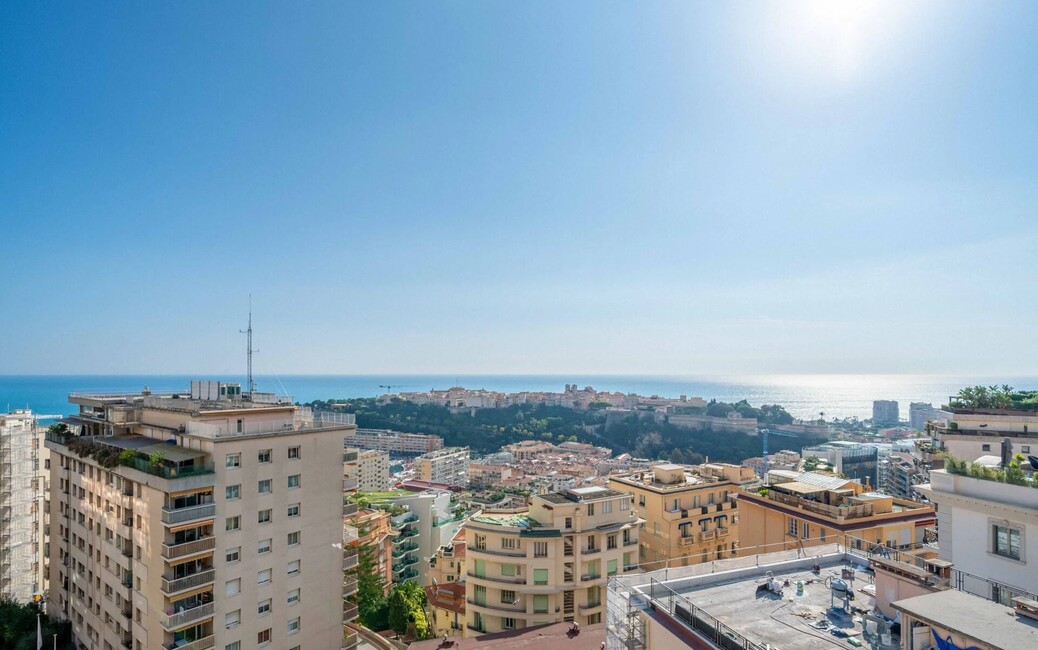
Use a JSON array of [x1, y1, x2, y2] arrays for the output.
[[949, 385, 1038, 410], [46, 424, 212, 479], [943, 454, 1038, 488]]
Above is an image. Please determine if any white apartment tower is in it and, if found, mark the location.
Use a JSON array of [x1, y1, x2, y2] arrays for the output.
[[45, 382, 356, 650], [416, 447, 470, 487], [1, 409, 50, 603]]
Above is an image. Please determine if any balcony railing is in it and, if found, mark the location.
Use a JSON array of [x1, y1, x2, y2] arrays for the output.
[[467, 598, 526, 613], [161, 503, 215, 525], [343, 577, 359, 595], [343, 602, 360, 621], [164, 635, 214, 650], [161, 569, 215, 595], [161, 602, 215, 630], [678, 535, 697, 546], [343, 630, 359, 650], [466, 571, 526, 585], [161, 537, 216, 559], [764, 490, 874, 520], [579, 601, 602, 612], [343, 553, 359, 572], [343, 477, 359, 491], [343, 502, 359, 517], [700, 530, 716, 542], [467, 545, 525, 558]]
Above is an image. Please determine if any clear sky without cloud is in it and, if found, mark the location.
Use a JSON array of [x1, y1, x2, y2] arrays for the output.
[[1, 1, 1036, 375]]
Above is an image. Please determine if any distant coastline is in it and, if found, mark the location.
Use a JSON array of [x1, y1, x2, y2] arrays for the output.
[[4, 373, 1038, 422]]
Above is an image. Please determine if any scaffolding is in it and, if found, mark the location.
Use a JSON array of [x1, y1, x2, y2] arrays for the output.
[[0, 410, 46, 603], [605, 575, 647, 650]]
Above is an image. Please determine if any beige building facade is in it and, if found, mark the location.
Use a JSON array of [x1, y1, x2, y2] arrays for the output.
[[45, 385, 354, 650], [609, 463, 755, 570], [462, 486, 641, 636], [416, 447, 470, 488]]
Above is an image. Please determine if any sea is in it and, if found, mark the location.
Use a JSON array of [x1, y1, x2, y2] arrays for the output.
[[3, 374, 1037, 422]]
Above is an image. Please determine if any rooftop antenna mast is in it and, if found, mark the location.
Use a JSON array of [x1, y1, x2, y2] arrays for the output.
[[241, 295, 258, 396]]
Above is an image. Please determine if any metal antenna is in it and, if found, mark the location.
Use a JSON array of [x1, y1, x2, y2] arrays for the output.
[[240, 295, 257, 396]]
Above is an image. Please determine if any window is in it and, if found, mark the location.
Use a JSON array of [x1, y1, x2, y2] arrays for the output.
[[287, 588, 300, 605], [621, 498, 630, 511], [602, 500, 612, 514], [236, 419, 244, 434], [225, 453, 240, 468], [257, 629, 271, 645], [258, 568, 272, 584], [225, 578, 241, 597], [288, 446, 300, 459], [533, 595, 548, 613], [258, 479, 272, 494], [534, 542, 548, 557], [287, 503, 300, 518], [258, 538, 272, 554], [226, 547, 241, 564], [287, 617, 300, 634], [587, 503, 595, 516], [1023, 446, 1031, 454], [225, 610, 240, 629], [226, 485, 240, 500], [287, 531, 300, 546], [802, 522, 809, 539], [226, 516, 240, 532], [287, 474, 301, 489], [993, 524, 1022, 560], [501, 537, 517, 550], [225, 643, 240, 650], [607, 534, 617, 550], [501, 564, 516, 576], [534, 568, 548, 585], [259, 449, 272, 463], [639, 495, 645, 506], [258, 509, 271, 524], [565, 517, 573, 529], [501, 590, 516, 604], [587, 534, 597, 550], [607, 559, 618, 576], [982, 444, 991, 452], [788, 518, 797, 537], [287, 559, 300, 575], [257, 598, 271, 616], [503, 617, 516, 629]]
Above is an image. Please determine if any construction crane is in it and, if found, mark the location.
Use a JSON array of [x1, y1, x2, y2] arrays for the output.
[[378, 384, 410, 395], [761, 428, 799, 477]]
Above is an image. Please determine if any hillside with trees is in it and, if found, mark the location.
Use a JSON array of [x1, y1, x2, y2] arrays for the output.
[[306, 398, 823, 465]]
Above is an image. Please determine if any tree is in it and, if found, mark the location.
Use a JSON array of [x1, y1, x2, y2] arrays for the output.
[[387, 581, 430, 638], [355, 544, 390, 631], [0, 599, 71, 650], [803, 456, 821, 471]]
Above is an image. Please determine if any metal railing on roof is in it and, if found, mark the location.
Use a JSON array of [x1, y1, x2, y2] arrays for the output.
[[647, 578, 768, 650]]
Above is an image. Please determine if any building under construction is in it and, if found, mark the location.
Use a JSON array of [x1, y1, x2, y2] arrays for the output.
[[0, 409, 50, 603]]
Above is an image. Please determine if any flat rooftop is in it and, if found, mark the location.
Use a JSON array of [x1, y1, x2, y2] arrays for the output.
[[627, 549, 896, 650], [408, 622, 603, 650], [893, 590, 1038, 648]]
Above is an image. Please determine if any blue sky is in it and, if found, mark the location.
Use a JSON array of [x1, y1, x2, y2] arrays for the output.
[[1, 1, 1036, 375]]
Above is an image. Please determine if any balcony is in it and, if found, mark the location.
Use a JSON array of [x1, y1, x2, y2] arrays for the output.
[[716, 527, 729, 538], [467, 545, 525, 558], [343, 601, 359, 622], [393, 512, 419, 526], [398, 568, 419, 582], [343, 502, 359, 517], [343, 630, 359, 650], [393, 556, 419, 573], [161, 602, 215, 631], [343, 576, 359, 596], [700, 530, 716, 542], [343, 477, 359, 491], [582, 547, 601, 555], [580, 573, 602, 582], [467, 598, 526, 613], [164, 635, 214, 650], [579, 601, 602, 612], [161, 537, 215, 560], [343, 553, 359, 572], [161, 503, 215, 526], [623, 538, 638, 547], [161, 569, 215, 595], [466, 571, 526, 585], [678, 535, 697, 546], [393, 542, 419, 557]]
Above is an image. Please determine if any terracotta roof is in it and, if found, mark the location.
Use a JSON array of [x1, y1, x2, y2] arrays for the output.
[[424, 582, 466, 614], [408, 622, 605, 650]]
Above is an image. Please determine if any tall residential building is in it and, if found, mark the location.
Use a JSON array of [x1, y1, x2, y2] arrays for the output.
[[608, 463, 755, 570], [357, 450, 391, 492], [873, 400, 900, 425], [416, 447, 470, 488], [1, 409, 49, 602], [738, 471, 935, 554], [909, 402, 946, 431], [462, 486, 641, 636], [44, 383, 355, 650]]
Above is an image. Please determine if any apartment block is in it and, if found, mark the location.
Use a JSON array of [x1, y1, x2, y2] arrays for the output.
[[802, 441, 880, 487], [345, 428, 443, 455], [873, 400, 900, 425], [344, 447, 391, 492], [1, 409, 49, 602], [928, 403, 1038, 462], [45, 384, 355, 650], [738, 471, 935, 555], [608, 463, 755, 570], [462, 486, 641, 636], [416, 447, 470, 488]]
